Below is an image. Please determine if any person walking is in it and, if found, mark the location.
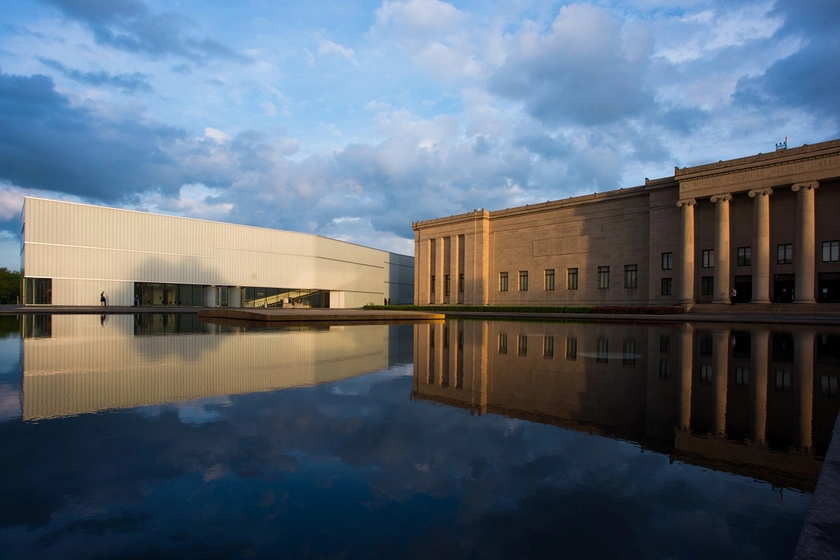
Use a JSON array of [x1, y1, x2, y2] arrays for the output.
[[100, 291, 107, 306]]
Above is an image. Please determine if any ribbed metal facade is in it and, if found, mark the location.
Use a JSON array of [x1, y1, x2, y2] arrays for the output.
[[22, 197, 414, 306]]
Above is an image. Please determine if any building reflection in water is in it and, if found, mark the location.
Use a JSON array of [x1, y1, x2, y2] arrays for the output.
[[22, 314, 411, 421], [412, 320, 840, 492]]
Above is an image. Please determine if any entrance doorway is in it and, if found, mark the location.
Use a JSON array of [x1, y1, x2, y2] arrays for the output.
[[734, 276, 752, 303], [774, 274, 795, 303], [818, 272, 840, 303]]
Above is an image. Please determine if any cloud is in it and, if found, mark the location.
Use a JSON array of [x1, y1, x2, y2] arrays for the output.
[[40, 0, 250, 64], [37, 57, 152, 94], [317, 40, 358, 66], [488, 4, 655, 127]]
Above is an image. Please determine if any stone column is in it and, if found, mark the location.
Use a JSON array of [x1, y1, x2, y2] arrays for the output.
[[795, 329, 815, 450], [677, 324, 694, 432], [677, 199, 697, 307], [748, 188, 773, 304], [750, 328, 769, 443], [711, 194, 732, 304], [435, 237, 446, 304], [450, 235, 460, 304], [792, 182, 819, 304], [712, 329, 730, 436]]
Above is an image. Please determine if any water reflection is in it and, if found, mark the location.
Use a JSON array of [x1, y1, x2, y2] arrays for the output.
[[21, 314, 412, 421], [412, 321, 840, 492]]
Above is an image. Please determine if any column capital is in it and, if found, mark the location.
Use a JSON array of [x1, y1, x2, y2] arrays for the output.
[[676, 198, 697, 208], [792, 181, 819, 193], [749, 188, 773, 198], [710, 193, 732, 203]]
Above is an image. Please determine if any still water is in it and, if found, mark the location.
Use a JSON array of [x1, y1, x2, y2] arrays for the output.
[[1, 314, 838, 559]]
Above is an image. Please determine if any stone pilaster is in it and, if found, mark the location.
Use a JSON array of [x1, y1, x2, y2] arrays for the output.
[[677, 198, 697, 307], [710, 194, 732, 304], [450, 235, 460, 304], [435, 237, 446, 304], [792, 182, 819, 304], [748, 188, 773, 304]]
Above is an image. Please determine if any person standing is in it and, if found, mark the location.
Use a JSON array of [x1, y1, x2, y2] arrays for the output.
[[100, 291, 107, 306], [730, 288, 737, 305]]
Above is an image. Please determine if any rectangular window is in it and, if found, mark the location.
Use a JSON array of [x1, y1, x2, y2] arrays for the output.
[[565, 337, 577, 360], [517, 335, 527, 356], [777, 244, 793, 264], [622, 339, 636, 366], [702, 249, 714, 268], [519, 271, 529, 291], [567, 268, 578, 290], [659, 360, 671, 380], [821, 375, 839, 398], [596, 338, 609, 363], [444, 274, 450, 296], [701, 276, 714, 296], [737, 247, 751, 266], [543, 336, 554, 358], [459, 273, 464, 293], [661, 277, 672, 296], [699, 364, 712, 385], [660, 334, 670, 353], [775, 370, 791, 392], [498, 333, 507, 354], [662, 252, 672, 270], [624, 264, 638, 289], [545, 269, 555, 291], [598, 266, 610, 289], [499, 272, 508, 292], [823, 241, 839, 262], [735, 367, 750, 387]]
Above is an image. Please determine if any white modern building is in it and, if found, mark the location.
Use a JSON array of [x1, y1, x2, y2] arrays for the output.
[[21, 197, 414, 307]]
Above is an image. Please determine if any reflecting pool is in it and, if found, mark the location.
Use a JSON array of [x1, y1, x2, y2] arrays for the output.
[[1, 315, 838, 559]]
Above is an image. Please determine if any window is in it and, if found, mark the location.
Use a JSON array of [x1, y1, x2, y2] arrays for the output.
[[735, 367, 749, 387], [624, 264, 638, 289], [822, 375, 839, 398], [702, 249, 714, 268], [543, 336, 554, 358], [596, 338, 609, 363], [565, 337, 577, 360], [662, 252, 672, 270], [622, 339, 636, 366], [459, 273, 464, 293], [701, 276, 714, 296], [598, 266, 610, 289], [444, 274, 450, 296], [567, 268, 578, 290], [777, 244, 793, 264], [519, 271, 529, 291], [699, 364, 712, 385], [659, 360, 670, 380], [517, 335, 527, 356], [545, 269, 555, 291], [775, 370, 791, 392], [737, 247, 751, 267], [498, 333, 508, 354], [660, 334, 670, 353], [661, 277, 672, 296], [823, 241, 839, 262], [499, 272, 508, 292]]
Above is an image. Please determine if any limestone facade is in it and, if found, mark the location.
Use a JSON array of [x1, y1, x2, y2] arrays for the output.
[[412, 139, 840, 306]]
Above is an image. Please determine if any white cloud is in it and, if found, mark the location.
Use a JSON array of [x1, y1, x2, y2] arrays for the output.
[[317, 40, 358, 66]]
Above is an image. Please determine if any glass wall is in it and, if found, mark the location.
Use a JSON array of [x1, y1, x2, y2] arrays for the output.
[[134, 283, 205, 306], [24, 278, 52, 305]]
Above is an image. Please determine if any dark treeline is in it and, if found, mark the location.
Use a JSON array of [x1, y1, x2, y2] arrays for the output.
[[0, 268, 21, 304]]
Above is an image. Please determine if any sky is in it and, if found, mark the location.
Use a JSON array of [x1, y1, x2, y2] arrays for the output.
[[0, 0, 838, 270]]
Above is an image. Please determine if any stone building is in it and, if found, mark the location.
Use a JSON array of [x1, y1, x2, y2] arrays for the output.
[[412, 139, 840, 306]]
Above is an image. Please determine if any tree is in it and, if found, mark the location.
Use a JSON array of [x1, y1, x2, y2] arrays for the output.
[[0, 268, 21, 304]]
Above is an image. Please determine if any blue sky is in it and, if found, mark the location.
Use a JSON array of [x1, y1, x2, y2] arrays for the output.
[[1, 0, 838, 269]]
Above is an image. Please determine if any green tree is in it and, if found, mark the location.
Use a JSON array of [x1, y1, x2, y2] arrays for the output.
[[0, 268, 21, 304]]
